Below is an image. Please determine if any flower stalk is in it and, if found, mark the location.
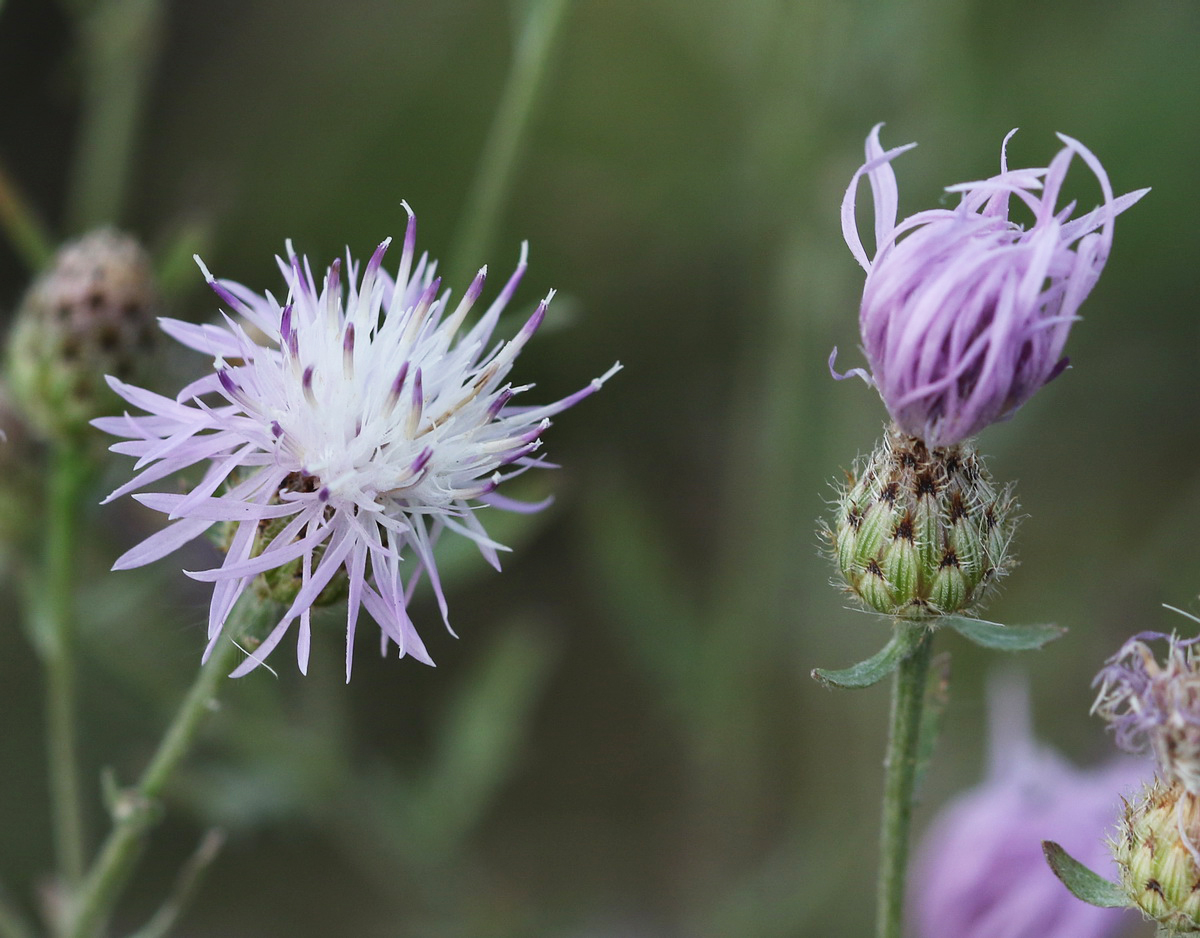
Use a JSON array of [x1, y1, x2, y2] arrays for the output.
[[63, 597, 269, 938], [876, 623, 933, 938]]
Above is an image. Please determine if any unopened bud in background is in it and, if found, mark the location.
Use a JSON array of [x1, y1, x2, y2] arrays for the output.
[[6, 229, 159, 441]]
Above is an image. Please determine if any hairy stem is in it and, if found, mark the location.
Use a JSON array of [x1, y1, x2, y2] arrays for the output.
[[876, 625, 934, 938]]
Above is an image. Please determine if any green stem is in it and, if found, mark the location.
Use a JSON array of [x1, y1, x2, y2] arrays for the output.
[[447, 0, 571, 286], [65, 0, 165, 231], [0, 161, 55, 270], [64, 599, 269, 938], [28, 445, 93, 895], [875, 625, 934, 938]]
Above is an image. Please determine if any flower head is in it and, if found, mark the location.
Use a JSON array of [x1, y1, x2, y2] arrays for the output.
[[95, 206, 619, 678], [1093, 625, 1200, 793], [834, 125, 1148, 447], [912, 675, 1147, 938]]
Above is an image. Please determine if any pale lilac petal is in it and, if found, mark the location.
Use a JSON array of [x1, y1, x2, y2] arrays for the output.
[[157, 317, 242, 357], [112, 516, 214, 570], [133, 492, 303, 522], [477, 492, 555, 514]]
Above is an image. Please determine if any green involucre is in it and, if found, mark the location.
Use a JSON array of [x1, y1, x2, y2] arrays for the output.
[[828, 428, 1016, 619], [1114, 779, 1200, 933]]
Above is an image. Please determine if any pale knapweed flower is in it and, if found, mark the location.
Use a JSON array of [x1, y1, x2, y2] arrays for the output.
[[1093, 625, 1200, 793], [834, 125, 1148, 448], [95, 206, 619, 678], [912, 675, 1147, 938]]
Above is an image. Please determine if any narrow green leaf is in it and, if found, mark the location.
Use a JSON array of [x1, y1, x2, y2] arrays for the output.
[[811, 630, 912, 689], [946, 616, 1066, 651], [1042, 841, 1129, 908]]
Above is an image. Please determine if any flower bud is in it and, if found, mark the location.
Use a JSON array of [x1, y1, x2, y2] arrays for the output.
[[7, 229, 159, 440], [1112, 778, 1200, 932], [829, 427, 1016, 619]]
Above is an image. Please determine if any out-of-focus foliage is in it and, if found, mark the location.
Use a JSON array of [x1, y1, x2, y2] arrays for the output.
[[0, 0, 1194, 934]]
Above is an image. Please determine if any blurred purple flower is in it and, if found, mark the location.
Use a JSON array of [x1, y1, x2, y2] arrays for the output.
[[1093, 622, 1200, 793], [835, 125, 1148, 447], [911, 675, 1148, 938], [95, 206, 619, 679]]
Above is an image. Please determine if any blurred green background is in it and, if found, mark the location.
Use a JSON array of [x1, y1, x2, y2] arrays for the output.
[[0, 0, 1195, 935]]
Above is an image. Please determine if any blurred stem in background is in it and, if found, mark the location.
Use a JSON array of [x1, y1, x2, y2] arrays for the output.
[[447, 0, 570, 286], [64, 598, 272, 938], [0, 163, 54, 271], [62, 0, 165, 233], [22, 444, 92, 895]]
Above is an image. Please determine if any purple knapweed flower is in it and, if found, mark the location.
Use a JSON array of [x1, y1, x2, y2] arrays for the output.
[[1092, 620, 1200, 793], [911, 675, 1148, 938], [834, 125, 1148, 448], [95, 205, 620, 679]]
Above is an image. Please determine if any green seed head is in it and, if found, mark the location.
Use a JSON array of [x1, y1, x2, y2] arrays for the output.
[[7, 229, 159, 441], [827, 427, 1016, 619], [1113, 779, 1200, 933]]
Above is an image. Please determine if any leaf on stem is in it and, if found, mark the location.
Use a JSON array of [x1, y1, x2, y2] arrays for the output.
[[1042, 841, 1129, 908], [945, 616, 1065, 651], [811, 629, 915, 689]]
